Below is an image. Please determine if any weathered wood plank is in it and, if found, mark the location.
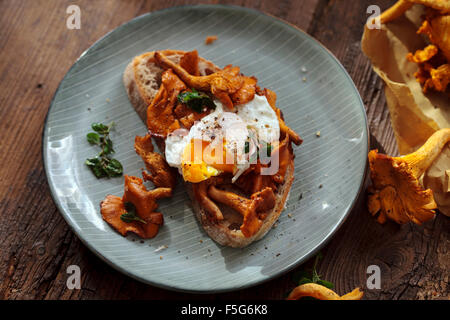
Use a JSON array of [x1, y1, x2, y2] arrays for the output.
[[0, 0, 447, 300], [305, 0, 449, 300]]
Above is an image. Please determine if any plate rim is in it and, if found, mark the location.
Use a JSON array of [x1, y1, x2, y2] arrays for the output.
[[42, 4, 370, 294]]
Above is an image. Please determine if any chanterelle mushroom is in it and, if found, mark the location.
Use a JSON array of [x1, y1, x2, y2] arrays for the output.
[[134, 134, 176, 189], [378, 0, 413, 24], [208, 186, 276, 237], [100, 175, 171, 238], [378, 0, 450, 25], [286, 283, 364, 301], [154, 51, 256, 110], [375, 0, 450, 93], [368, 129, 450, 224]]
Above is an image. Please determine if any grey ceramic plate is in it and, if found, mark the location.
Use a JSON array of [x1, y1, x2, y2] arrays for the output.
[[43, 4, 368, 293]]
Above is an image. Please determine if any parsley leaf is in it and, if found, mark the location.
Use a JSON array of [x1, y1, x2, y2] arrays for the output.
[[85, 122, 123, 179], [177, 89, 216, 113], [86, 132, 100, 145], [91, 122, 110, 134], [266, 143, 272, 157], [120, 202, 147, 224]]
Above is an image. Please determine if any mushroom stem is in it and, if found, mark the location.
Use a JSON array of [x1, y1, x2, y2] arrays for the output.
[[286, 283, 364, 301], [155, 51, 212, 91], [379, 0, 413, 24], [400, 128, 450, 177], [192, 182, 224, 221], [208, 186, 276, 237], [367, 129, 450, 225], [154, 51, 243, 110]]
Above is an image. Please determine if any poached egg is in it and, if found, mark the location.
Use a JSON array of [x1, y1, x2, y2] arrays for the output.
[[165, 94, 280, 183]]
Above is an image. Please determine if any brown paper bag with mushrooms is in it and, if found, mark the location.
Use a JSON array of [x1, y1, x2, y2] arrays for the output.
[[362, 1, 450, 217]]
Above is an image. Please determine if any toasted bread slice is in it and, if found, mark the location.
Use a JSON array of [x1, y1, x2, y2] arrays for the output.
[[187, 162, 294, 248], [123, 50, 220, 121], [123, 50, 295, 247]]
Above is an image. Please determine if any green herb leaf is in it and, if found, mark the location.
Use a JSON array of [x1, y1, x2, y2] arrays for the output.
[[292, 270, 311, 284], [101, 137, 114, 156], [120, 202, 146, 224], [244, 141, 250, 154], [255, 142, 273, 160], [177, 89, 216, 113], [311, 254, 322, 283], [312, 269, 321, 284], [104, 158, 123, 177], [124, 202, 135, 212], [85, 122, 123, 179], [87, 132, 100, 145], [120, 212, 147, 224], [91, 122, 109, 134], [317, 279, 334, 289], [298, 277, 313, 286], [85, 157, 106, 178], [266, 143, 272, 157], [85, 157, 100, 167]]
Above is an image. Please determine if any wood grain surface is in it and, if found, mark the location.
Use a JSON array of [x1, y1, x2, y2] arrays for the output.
[[0, 0, 448, 300]]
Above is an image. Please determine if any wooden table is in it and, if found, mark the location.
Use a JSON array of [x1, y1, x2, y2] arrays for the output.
[[0, 0, 448, 300]]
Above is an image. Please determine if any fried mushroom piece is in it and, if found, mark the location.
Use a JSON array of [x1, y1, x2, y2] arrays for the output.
[[134, 134, 176, 189], [123, 175, 172, 212], [272, 135, 294, 185], [192, 180, 224, 221], [205, 35, 218, 45], [154, 51, 256, 110], [146, 69, 186, 138], [100, 175, 171, 239], [208, 186, 276, 238], [368, 129, 450, 224], [180, 50, 200, 76], [235, 166, 278, 194], [174, 103, 211, 129], [235, 135, 293, 194], [263, 88, 303, 146]]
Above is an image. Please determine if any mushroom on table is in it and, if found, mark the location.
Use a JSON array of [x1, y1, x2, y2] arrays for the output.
[[367, 129, 450, 224], [286, 283, 364, 300]]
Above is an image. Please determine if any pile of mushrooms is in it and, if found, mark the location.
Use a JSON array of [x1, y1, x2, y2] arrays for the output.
[[378, 0, 450, 93]]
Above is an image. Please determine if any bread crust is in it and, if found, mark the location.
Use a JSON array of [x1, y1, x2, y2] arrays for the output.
[[187, 161, 294, 248], [123, 50, 295, 247]]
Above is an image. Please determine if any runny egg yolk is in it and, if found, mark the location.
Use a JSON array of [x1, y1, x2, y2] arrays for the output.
[[181, 139, 235, 183]]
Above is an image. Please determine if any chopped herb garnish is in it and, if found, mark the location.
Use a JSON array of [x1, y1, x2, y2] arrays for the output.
[[120, 202, 146, 224], [177, 88, 216, 113], [85, 122, 123, 178], [266, 143, 272, 157], [243, 138, 273, 161], [91, 122, 110, 134]]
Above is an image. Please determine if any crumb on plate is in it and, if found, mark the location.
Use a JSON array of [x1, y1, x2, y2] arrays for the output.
[[205, 35, 218, 45]]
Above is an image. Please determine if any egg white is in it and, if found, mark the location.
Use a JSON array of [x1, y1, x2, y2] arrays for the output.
[[164, 94, 280, 182]]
